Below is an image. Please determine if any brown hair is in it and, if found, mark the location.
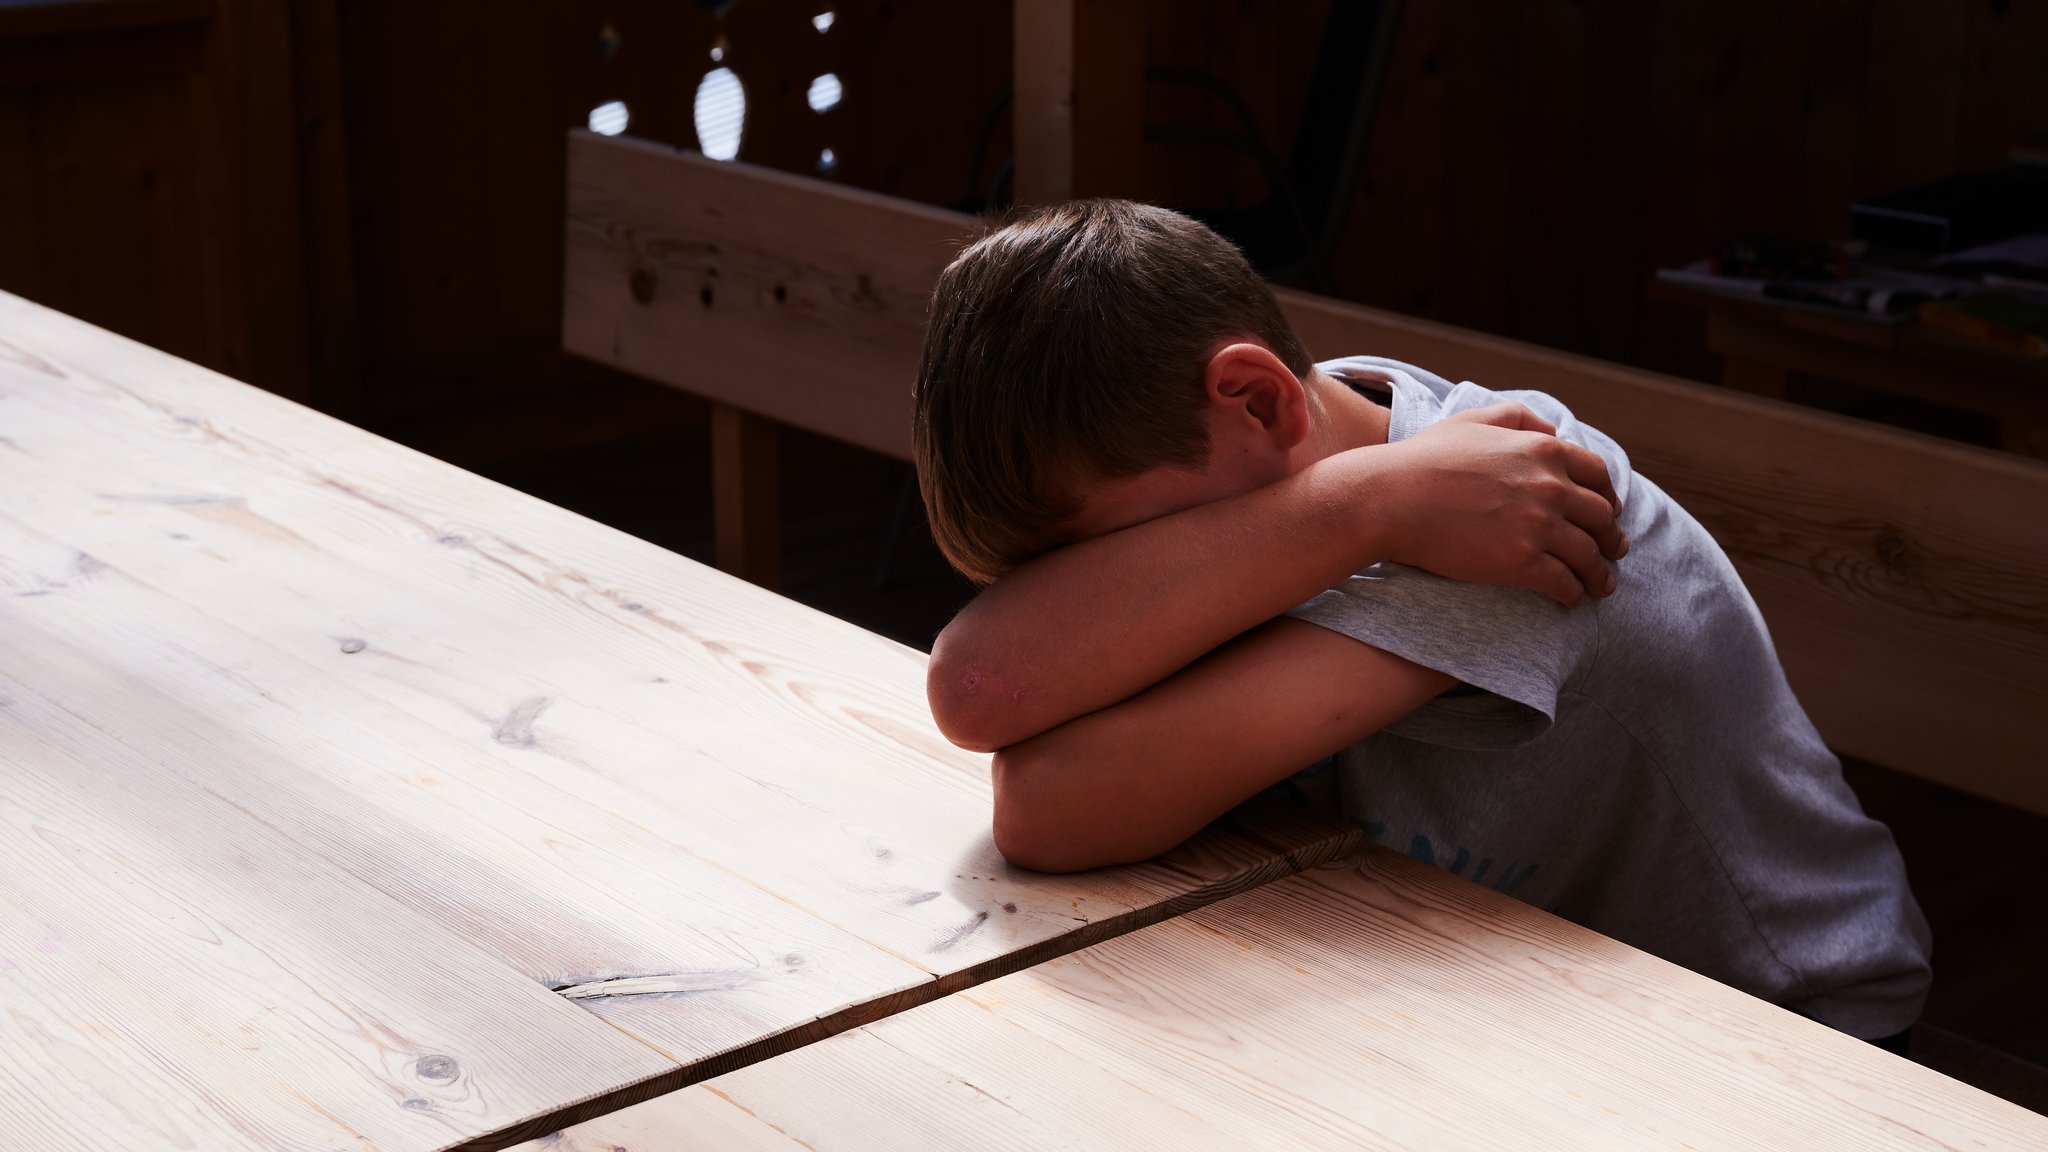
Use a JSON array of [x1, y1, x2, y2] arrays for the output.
[[913, 200, 1311, 586]]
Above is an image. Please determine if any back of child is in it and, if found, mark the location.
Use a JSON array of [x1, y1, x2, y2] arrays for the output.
[[1285, 355, 1930, 1045]]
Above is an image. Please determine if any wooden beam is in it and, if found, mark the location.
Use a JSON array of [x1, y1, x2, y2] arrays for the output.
[[564, 131, 964, 461], [562, 134, 2048, 814], [712, 402, 781, 589], [1012, 0, 1145, 201]]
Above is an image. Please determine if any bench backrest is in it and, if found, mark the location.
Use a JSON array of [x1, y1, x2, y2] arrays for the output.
[[564, 129, 2048, 816]]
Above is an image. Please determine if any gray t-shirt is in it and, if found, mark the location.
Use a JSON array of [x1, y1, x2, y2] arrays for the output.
[[1286, 356, 1931, 1039]]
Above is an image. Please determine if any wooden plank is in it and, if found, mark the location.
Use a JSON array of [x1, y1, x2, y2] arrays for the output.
[[564, 131, 968, 460], [284, 0, 359, 417], [527, 852, 2048, 1151], [711, 402, 782, 587], [193, 0, 313, 402], [0, 289, 1357, 1146], [0, 674, 672, 1152], [562, 139, 2048, 813], [1702, 308, 2048, 432], [0, 505, 931, 1067], [1012, 0, 1145, 202]]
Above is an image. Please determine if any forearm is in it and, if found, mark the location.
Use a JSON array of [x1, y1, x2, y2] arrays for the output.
[[929, 448, 1402, 752], [989, 618, 1453, 872]]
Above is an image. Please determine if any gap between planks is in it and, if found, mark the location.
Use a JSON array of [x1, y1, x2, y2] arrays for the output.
[[460, 813, 1362, 1152]]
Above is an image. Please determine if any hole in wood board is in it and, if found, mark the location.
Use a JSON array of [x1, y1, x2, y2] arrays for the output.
[[629, 262, 659, 304]]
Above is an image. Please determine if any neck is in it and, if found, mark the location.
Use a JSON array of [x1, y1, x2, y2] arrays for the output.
[[1301, 368, 1391, 464]]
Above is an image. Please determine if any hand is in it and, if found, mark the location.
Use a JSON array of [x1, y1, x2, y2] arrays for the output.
[[1375, 401, 1628, 606]]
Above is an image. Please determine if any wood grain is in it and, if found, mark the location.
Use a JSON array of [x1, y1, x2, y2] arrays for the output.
[[526, 852, 2048, 1151], [0, 673, 672, 1152], [0, 289, 1356, 1148]]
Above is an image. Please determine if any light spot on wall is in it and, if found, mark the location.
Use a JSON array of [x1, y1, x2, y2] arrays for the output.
[[694, 68, 747, 161], [588, 100, 630, 137], [807, 72, 843, 113]]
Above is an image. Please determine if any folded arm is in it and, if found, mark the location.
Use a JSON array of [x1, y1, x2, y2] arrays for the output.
[[990, 618, 1453, 872], [930, 403, 1622, 752]]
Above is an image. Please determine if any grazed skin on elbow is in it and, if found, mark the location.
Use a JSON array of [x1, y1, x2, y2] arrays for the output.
[[926, 651, 1034, 753]]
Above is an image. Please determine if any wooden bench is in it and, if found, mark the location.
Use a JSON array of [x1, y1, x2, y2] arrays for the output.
[[563, 129, 2048, 818], [528, 848, 2048, 1150], [0, 290, 1358, 1152]]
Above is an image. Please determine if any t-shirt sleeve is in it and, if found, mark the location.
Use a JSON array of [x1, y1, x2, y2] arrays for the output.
[[1285, 563, 1596, 749]]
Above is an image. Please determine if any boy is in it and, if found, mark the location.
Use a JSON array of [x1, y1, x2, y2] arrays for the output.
[[914, 200, 1930, 1048]]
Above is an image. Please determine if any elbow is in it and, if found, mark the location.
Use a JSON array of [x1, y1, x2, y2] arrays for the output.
[[989, 746, 1091, 874], [925, 636, 1019, 754], [929, 683, 1003, 755]]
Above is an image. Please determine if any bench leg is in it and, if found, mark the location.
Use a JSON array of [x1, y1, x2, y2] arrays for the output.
[[711, 403, 781, 589]]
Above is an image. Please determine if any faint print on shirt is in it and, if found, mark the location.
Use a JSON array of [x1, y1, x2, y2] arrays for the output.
[[1356, 820, 1542, 896]]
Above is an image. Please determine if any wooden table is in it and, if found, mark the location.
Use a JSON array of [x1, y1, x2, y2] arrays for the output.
[[1646, 277, 2048, 458], [531, 851, 2048, 1151], [0, 291, 1355, 1150]]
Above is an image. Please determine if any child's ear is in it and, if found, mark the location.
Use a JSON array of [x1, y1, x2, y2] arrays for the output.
[[1203, 342, 1311, 450]]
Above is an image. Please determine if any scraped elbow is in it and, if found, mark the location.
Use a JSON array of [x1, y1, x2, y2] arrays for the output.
[[926, 636, 1018, 754], [929, 682, 1003, 754]]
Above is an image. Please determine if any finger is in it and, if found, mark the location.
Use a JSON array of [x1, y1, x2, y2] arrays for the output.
[[1448, 401, 1557, 437], [1564, 485, 1629, 561], [1557, 439, 1621, 513], [1532, 554, 1586, 608], [1550, 521, 1615, 600]]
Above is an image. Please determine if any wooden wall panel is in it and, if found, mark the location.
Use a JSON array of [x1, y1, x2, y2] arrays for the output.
[[0, 3, 310, 403], [6, 3, 2043, 440], [326, 0, 1010, 429]]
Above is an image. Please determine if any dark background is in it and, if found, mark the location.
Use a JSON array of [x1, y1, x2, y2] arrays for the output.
[[4, 0, 2045, 1107], [11, 1, 2046, 428]]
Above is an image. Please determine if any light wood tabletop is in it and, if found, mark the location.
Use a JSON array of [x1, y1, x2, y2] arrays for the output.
[[0, 291, 1357, 1150], [527, 849, 2048, 1152]]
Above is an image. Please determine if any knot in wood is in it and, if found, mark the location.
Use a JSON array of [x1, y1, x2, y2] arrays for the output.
[[848, 271, 884, 311], [628, 261, 659, 304], [1873, 527, 1915, 573], [414, 1054, 460, 1082]]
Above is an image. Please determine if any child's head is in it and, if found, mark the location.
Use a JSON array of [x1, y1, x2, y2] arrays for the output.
[[915, 200, 1316, 585]]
